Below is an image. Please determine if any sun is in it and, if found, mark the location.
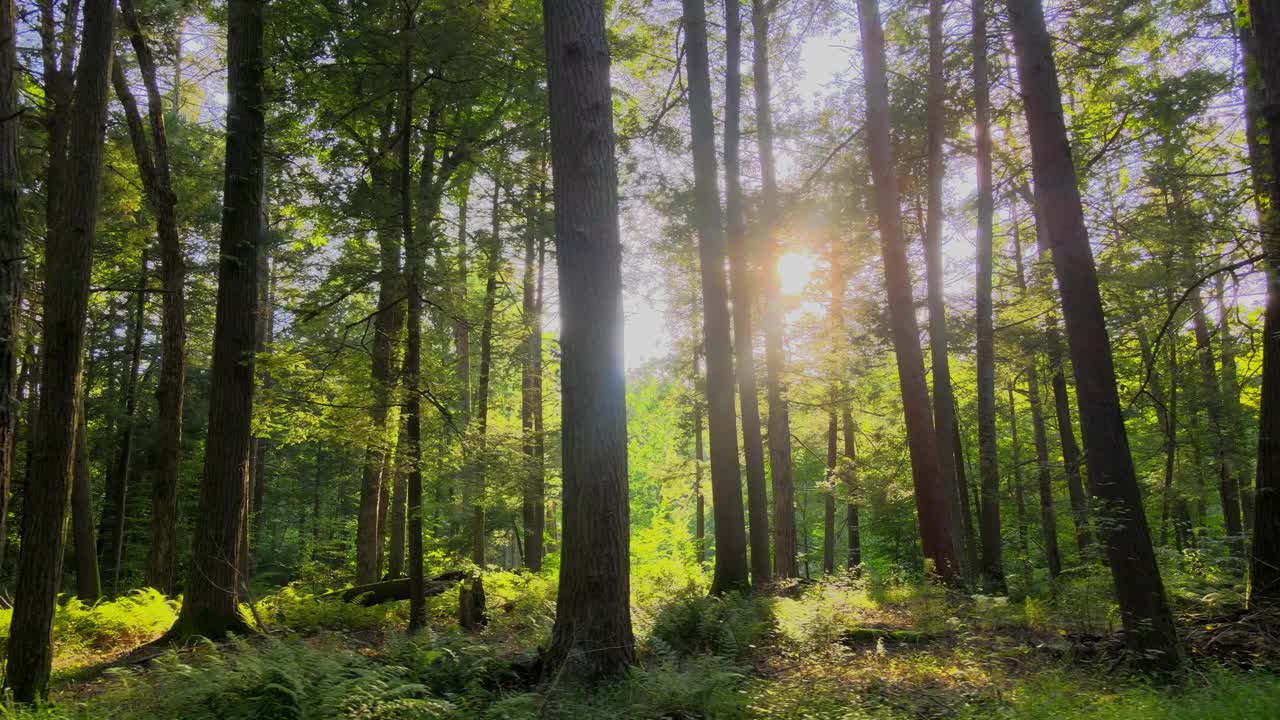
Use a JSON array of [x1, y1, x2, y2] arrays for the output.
[[776, 252, 818, 296]]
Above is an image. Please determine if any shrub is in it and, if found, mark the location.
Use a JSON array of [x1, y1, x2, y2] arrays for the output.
[[648, 592, 774, 661]]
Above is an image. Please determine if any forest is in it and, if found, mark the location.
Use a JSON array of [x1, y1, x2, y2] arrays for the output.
[[0, 0, 1278, 715]]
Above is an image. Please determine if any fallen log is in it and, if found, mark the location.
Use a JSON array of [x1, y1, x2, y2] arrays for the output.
[[322, 571, 470, 606]]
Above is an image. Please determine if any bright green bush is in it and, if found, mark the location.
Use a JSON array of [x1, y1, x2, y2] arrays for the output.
[[648, 592, 774, 660]]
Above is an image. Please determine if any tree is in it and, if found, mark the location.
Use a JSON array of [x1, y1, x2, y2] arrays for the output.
[[923, 0, 969, 580], [166, 0, 265, 641], [0, 0, 23, 576], [541, 0, 634, 681], [1247, 0, 1280, 609], [843, 408, 861, 570], [855, 0, 961, 583], [5, 0, 116, 700], [973, 0, 1004, 594], [726, 0, 771, 585], [110, 0, 188, 597], [520, 176, 546, 572], [752, 0, 798, 579], [1006, 0, 1181, 669], [70, 402, 100, 601], [682, 0, 749, 595]]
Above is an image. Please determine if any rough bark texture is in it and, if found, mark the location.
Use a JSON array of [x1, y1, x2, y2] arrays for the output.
[[752, 0, 797, 579], [1248, 0, 1280, 609], [725, 0, 770, 585], [683, 0, 749, 595], [5, 0, 115, 700], [1008, 0, 1181, 669], [856, 0, 960, 582], [973, 0, 1004, 594], [924, 0, 968, 580], [1008, 384, 1033, 586], [167, 0, 264, 641], [541, 0, 635, 681], [71, 402, 101, 601], [0, 0, 23, 580]]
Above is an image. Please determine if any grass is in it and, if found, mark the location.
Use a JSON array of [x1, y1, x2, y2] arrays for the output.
[[1, 572, 1277, 719]]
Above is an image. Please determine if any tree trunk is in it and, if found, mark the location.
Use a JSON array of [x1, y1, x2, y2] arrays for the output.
[[1191, 294, 1244, 553], [248, 251, 274, 575], [521, 183, 546, 572], [1215, 275, 1251, 534], [98, 254, 146, 595], [855, 0, 961, 583], [541, 0, 635, 681], [694, 365, 706, 566], [752, 0, 797, 579], [725, 0, 770, 586], [683, 0, 749, 595], [0, 0, 24, 585], [1247, 0, 1280, 610], [924, 0, 969, 581], [114, 0, 187, 598], [1007, 385, 1032, 588], [1007, 0, 1181, 669], [460, 176, 502, 630], [71, 402, 100, 601], [952, 404, 980, 574], [356, 162, 404, 584], [972, 0, 1004, 594], [844, 409, 861, 570], [5, 0, 115, 700], [166, 0, 264, 641]]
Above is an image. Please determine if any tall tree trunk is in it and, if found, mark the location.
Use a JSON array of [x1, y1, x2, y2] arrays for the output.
[[541, 0, 634, 681], [166, 0, 263, 641], [387, 416, 408, 577], [1007, 385, 1032, 588], [694, 361, 707, 566], [725, 0, 770, 585], [521, 186, 546, 572], [924, 0, 969, 580], [843, 409, 861, 570], [683, 0, 748, 595], [5, 0, 114, 700], [460, 177, 501, 630], [114, 0, 187, 598], [248, 252, 274, 574], [356, 165, 405, 583], [973, 0, 1004, 594], [1215, 275, 1251, 534], [1248, 0, 1280, 610], [1140, 329, 1178, 548], [71, 401, 100, 601], [1007, 0, 1181, 668], [855, 0, 961, 582], [98, 255, 146, 595], [752, 0, 797, 579], [953, 403, 980, 573], [0, 0, 23, 584]]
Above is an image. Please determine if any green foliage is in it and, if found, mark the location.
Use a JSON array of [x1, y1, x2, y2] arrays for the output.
[[648, 592, 775, 661], [0, 589, 176, 671]]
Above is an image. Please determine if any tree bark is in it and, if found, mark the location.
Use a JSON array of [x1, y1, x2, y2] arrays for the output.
[[521, 184, 545, 572], [924, 0, 969, 580], [541, 0, 634, 681], [824, 410, 837, 575], [1007, 0, 1181, 668], [5, 0, 115, 700], [972, 0, 1004, 594], [752, 0, 797, 579], [683, 0, 749, 595], [855, 0, 961, 583], [356, 159, 405, 584], [725, 0, 770, 586], [694, 361, 706, 566], [71, 401, 101, 601], [166, 0, 263, 641], [1247, 0, 1280, 610], [0, 0, 23, 583], [1191, 294, 1244, 553]]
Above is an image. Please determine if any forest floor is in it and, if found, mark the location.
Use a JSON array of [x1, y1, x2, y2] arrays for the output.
[[3, 571, 1279, 719]]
